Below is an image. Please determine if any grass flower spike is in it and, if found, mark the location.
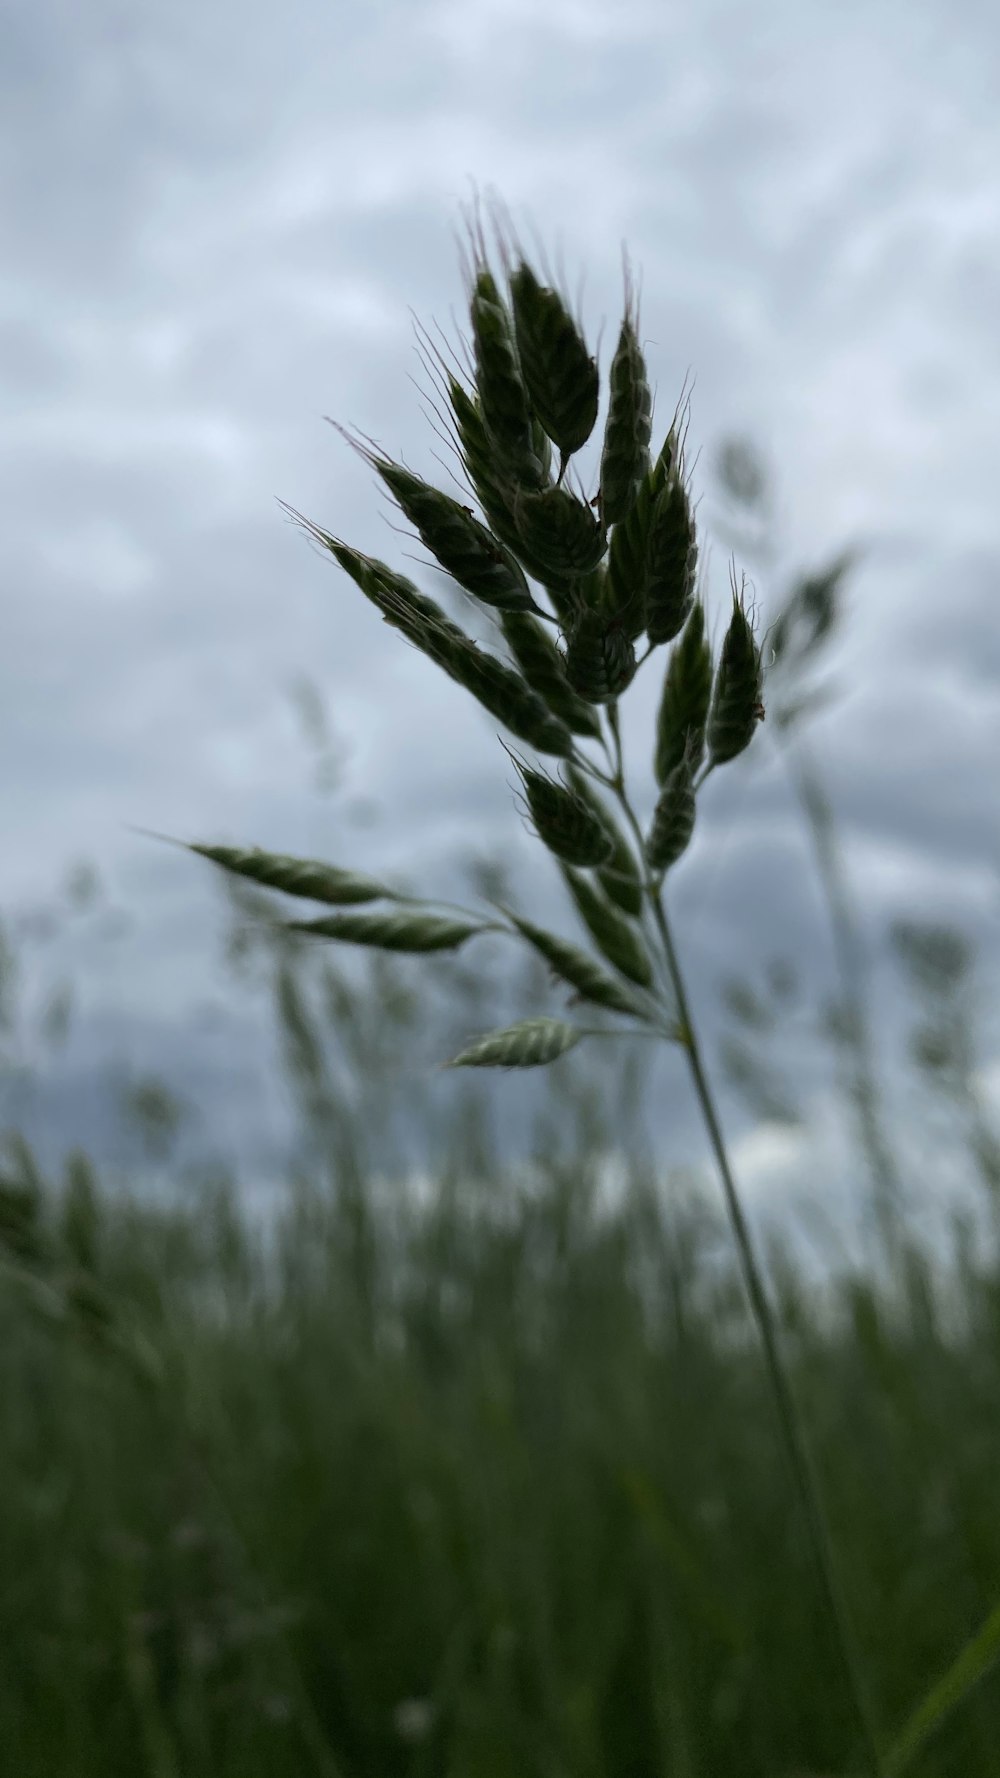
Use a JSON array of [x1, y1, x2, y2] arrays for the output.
[[141, 189, 886, 1777]]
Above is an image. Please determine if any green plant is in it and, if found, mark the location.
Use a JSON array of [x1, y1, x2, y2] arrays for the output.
[[135, 194, 888, 1772]]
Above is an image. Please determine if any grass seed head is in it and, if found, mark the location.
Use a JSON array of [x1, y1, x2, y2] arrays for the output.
[[566, 767, 645, 917], [442, 637, 575, 758], [470, 274, 544, 489], [605, 451, 672, 641], [505, 909, 645, 1016], [563, 609, 637, 704], [646, 748, 697, 874], [507, 749, 615, 868], [499, 612, 602, 739], [183, 843, 396, 908], [447, 1015, 582, 1069], [654, 600, 713, 785], [645, 472, 698, 647], [511, 484, 606, 578], [707, 576, 764, 766], [365, 450, 537, 614], [509, 259, 600, 465], [278, 510, 468, 651], [599, 261, 653, 527], [368, 579, 573, 758], [561, 866, 654, 988], [285, 909, 484, 952]]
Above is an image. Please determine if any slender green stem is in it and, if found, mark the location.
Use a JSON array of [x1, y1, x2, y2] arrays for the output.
[[603, 700, 885, 1778]]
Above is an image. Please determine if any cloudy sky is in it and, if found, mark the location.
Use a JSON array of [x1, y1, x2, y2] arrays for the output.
[[3, 0, 999, 1228]]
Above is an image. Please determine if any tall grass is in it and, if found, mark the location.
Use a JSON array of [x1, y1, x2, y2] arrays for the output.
[[3, 864, 1000, 1775]]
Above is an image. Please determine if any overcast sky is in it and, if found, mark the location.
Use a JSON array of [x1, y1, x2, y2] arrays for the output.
[[3, 0, 999, 1228]]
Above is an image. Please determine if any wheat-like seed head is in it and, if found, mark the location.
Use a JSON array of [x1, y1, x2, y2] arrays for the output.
[[654, 599, 713, 786], [284, 909, 486, 952], [510, 483, 606, 578], [563, 607, 637, 705], [339, 430, 538, 616], [509, 258, 600, 471], [645, 468, 698, 648], [501, 908, 645, 1016], [560, 866, 654, 988], [504, 745, 614, 869], [445, 376, 578, 615], [446, 1016, 582, 1069], [235, 205, 763, 1068], [565, 767, 645, 917], [599, 257, 653, 528], [397, 601, 575, 759], [707, 571, 764, 767], [646, 746, 698, 874], [499, 611, 602, 740], [469, 266, 543, 490], [604, 449, 670, 642]]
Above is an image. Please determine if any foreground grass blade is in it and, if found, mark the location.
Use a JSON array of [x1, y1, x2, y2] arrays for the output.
[[885, 1597, 1000, 1776]]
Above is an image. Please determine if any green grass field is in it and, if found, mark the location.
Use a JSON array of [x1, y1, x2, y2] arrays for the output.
[[3, 922, 1000, 1778]]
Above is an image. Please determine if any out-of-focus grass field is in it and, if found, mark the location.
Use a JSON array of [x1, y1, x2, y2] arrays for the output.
[[2, 859, 1000, 1778]]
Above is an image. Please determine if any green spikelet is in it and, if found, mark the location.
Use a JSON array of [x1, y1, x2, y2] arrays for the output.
[[509, 260, 600, 465], [654, 601, 713, 786], [563, 609, 637, 705], [599, 275, 653, 527], [508, 751, 614, 867], [173, 840, 397, 908], [561, 867, 654, 988], [504, 910, 645, 1016], [278, 511, 469, 651], [708, 588, 764, 766], [365, 576, 573, 759], [364, 450, 536, 613], [448, 377, 577, 609], [449, 375, 505, 501], [470, 269, 543, 488], [645, 472, 698, 646], [646, 748, 697, 874], [447, 1016, 582, 1069], [604, 452, 671, 640], [500, 612, 602, 739], [285, 910, 485, 952], [566, 768, 645, 917], [511, 485, 606, 578]]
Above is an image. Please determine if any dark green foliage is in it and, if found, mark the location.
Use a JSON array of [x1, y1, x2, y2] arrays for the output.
[[7, 1127, 1000, 1778]]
